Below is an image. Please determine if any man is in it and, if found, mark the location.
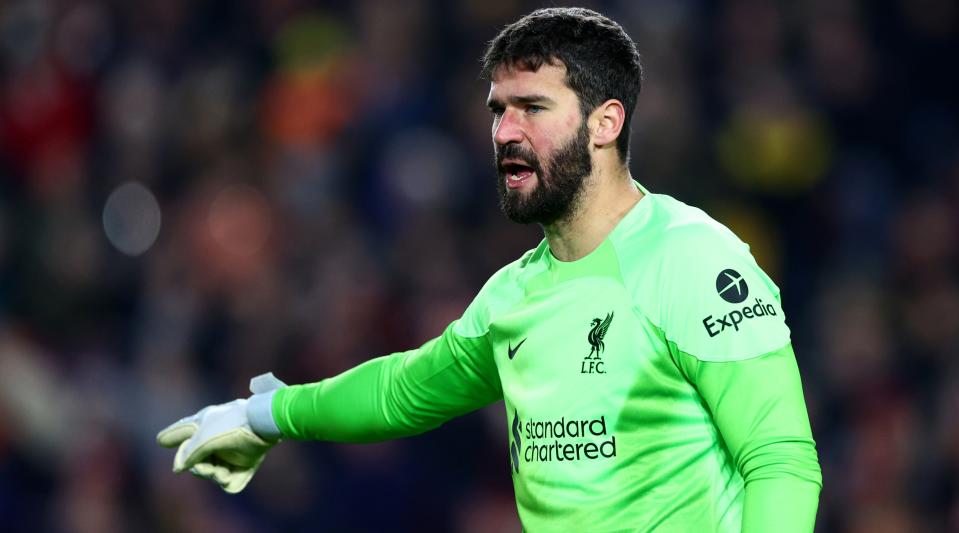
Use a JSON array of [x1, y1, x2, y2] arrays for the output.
[[158, 8, 822, 531]]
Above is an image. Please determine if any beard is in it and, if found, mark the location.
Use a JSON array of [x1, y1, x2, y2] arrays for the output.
[[495, 121, 593, 225]]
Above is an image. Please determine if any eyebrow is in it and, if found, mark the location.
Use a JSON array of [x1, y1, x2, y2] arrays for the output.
[[486, 94, 556, 109]]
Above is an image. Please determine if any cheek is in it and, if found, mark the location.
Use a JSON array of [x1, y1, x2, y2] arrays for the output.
[[530, 113, 582, 157], [533, 136, 556, 157], [528, 126, 560, 158]]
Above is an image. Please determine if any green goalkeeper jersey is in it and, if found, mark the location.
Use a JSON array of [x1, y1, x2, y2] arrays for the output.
[[270, 183, 822, 532]]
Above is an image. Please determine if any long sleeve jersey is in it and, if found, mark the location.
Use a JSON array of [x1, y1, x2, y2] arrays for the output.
[[264, 184, 822, 532]]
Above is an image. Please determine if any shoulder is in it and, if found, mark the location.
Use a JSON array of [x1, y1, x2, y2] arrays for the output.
[[613, 193, 749, 268], [453, 241, 548, 338], [613, 193, 790, 361], [611, 193, 755, 301]]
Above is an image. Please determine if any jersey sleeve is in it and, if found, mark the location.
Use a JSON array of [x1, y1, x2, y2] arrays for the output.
[[265, 255, 529, 443], [271, 319, 502, 442], [658, 219, 791, 362], [675, 343, 822, 532], [651, 212, 820, 529]]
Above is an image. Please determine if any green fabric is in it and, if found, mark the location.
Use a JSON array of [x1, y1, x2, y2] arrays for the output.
[[273, 184, 822, 531], [675, 344, 822, 533], [273, 322, 501, 442], [611, 190, 792, 362]]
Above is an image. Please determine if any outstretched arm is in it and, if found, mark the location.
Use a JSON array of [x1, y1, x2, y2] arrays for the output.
[[253, 321, 502, 442], [159, 256, 516, 494]]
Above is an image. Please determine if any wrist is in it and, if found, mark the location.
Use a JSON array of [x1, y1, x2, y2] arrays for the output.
[[247, 389, 282, 441]]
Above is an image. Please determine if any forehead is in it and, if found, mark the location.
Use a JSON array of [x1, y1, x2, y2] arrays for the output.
[[487, 63, 576, 102]]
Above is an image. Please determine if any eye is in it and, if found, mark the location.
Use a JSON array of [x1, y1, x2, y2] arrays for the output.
[[489, 106, 505, 117], [526, 105, 545, 115]]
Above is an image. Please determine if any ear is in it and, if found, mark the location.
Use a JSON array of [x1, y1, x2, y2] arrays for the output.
[[589, 99, 626, 149]]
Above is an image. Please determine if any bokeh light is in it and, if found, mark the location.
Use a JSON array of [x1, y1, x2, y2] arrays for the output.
[[101, 182, 161, 256], [207, 184, 272, 258]]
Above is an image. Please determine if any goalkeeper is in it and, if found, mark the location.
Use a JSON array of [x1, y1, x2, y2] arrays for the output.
[[158, 7, 822, 532]]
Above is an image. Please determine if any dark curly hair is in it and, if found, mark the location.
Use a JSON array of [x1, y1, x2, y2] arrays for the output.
[[480, 7, 644, 164]]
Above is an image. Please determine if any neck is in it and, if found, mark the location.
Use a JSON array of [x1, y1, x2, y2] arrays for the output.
[[543, 166, 644, 262]]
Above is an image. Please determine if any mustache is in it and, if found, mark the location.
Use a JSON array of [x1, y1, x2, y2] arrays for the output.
[[495, 143, 541, 174]]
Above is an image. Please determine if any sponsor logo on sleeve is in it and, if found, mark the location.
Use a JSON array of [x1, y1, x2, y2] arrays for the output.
[[703, 268, 778, 337], [716, 268, 748, 303]]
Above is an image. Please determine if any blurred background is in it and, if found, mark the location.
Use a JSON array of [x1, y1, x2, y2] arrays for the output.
[[0, 0, 957, 531]]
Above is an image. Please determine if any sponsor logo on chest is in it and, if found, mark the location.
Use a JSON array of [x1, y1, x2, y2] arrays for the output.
[[508, 409, 617, 474]]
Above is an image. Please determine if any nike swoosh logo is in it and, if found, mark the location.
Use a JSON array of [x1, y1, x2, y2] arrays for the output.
[[508, 338, 527, 360]]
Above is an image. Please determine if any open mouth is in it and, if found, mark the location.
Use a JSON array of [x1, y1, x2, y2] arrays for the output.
[[502, 162, 536, 189]]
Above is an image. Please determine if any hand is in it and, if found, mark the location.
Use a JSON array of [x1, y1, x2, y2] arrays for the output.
[[157, 373, 286, 493]]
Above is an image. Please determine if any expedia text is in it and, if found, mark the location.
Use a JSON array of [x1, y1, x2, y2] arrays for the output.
[[703, 298, 778, 337]]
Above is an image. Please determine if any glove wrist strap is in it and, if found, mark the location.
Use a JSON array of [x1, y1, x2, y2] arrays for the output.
[[247, 389, 282, 441]]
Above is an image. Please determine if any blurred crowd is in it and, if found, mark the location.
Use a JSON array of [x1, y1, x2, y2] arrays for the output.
[[0, 0, 957, 531]]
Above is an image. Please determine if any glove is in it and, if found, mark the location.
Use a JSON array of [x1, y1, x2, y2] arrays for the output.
[[157, 372, 286, 493]]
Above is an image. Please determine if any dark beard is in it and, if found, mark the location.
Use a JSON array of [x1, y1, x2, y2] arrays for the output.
[[495, 121, 593, 225]]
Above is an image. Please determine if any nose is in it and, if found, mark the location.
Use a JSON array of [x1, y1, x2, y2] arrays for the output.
[[493, 109, 524, 147]]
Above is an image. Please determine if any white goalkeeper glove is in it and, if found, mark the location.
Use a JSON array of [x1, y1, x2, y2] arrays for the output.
[[157, 372, 286, 493]]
